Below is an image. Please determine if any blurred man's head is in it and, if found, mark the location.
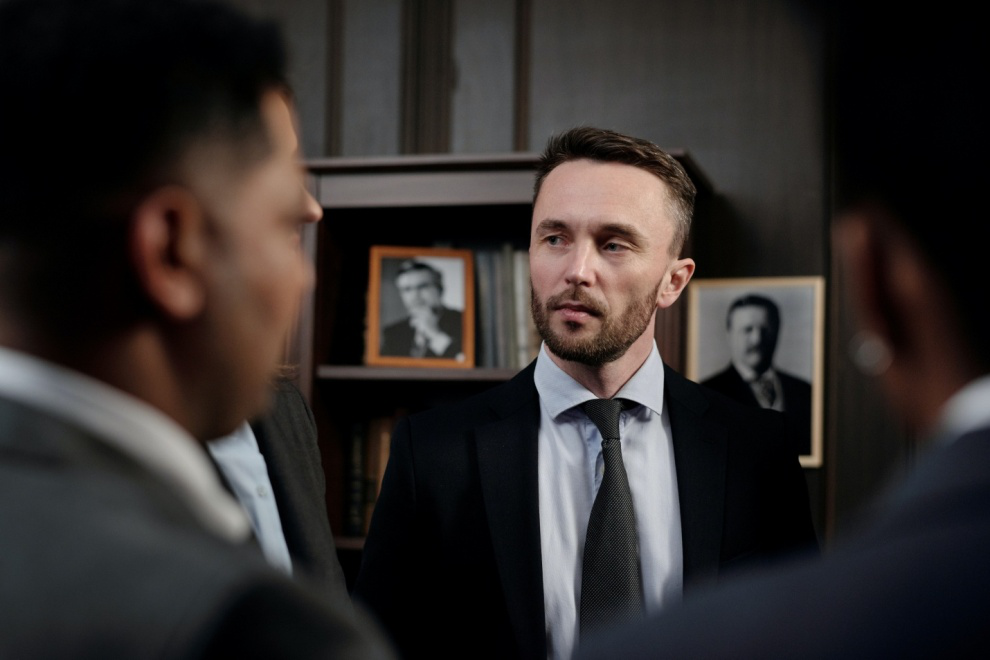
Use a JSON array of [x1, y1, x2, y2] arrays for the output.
[[726, 295, 780, 376], [834, 5, 987, 431], [395, 261, 444, 315], [0, 0, 322, 438]]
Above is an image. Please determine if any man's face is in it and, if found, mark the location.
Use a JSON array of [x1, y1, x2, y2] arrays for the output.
[[396, 269, 443, 316], [195, 90, 321, 432], [727, 305, 778, 374], [529, 158, 685, 367]]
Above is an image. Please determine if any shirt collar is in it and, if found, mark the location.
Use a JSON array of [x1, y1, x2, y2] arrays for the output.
[[534, 341, 666, 419], [931, 373, 990, 443], [0, 345, 250, 541]]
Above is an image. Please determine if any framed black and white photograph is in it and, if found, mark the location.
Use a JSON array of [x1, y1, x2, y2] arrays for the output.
[[687, 277, 824, 467], [365, 245, 475, 368]]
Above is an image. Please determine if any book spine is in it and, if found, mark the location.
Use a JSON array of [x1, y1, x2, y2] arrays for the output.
[[343, 421, 365, 537]]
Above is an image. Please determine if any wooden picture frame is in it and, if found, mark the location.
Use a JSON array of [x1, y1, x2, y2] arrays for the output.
[[365, 245, 475, 368], [687, 277, 825, 467]]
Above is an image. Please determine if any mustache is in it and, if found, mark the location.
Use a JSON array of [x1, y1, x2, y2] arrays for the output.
[[544, 287, 607, 316]]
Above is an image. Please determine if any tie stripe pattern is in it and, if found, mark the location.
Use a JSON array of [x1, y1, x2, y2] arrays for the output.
[[579, 398, 644, 638]]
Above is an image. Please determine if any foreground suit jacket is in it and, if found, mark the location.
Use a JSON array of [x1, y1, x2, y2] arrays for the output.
[[250, 379, 347, 599], [0, 395, 390, 659], [702, 364, 813, 457], [578, 426, 990, 659], [354, 362, 816, 659]]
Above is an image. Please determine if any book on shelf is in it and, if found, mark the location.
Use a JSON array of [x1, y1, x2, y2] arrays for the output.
[[475, 249, 497, 368], [341, 414, 397, 537], [343, 421, 365, 537], [473, 244, 540, 369], [363, 414, 397, 535]]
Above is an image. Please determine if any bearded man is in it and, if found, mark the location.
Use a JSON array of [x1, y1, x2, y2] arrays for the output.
[[353, 127, 817, 660]]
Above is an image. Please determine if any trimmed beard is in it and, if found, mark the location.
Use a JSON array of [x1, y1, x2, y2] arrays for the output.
[[530, 281, 660, 367]]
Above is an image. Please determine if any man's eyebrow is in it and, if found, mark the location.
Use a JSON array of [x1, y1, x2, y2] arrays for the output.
[[533, 218, 569, 234], [598, 222, 647, 244]]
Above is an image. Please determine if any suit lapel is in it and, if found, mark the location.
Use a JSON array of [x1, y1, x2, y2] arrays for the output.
[[665, 365, 728, 586], [475, 363, 546, 659]]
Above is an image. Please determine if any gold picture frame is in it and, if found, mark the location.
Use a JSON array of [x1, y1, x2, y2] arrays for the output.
[[365, 245, 475, 368]]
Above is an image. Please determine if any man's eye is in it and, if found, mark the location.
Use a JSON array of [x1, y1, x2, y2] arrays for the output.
[[604, 242, 625, 252], [546, 236, 562, 246]]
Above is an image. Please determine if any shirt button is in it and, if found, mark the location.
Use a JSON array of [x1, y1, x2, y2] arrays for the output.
[[257, 485, 268, 498]]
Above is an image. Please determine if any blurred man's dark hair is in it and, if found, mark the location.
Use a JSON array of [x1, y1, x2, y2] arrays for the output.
[[835, 5, 989, 371], [0, 0, 286, 340]]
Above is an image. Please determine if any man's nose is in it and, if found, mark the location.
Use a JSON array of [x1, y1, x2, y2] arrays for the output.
[[302, 184, 323, 224], [564, 242, 596, 287]]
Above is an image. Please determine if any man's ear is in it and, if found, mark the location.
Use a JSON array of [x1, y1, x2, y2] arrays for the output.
[[835, 211, 924, 356], [128, 185, 209, 320], [657, 257, 696, 309]]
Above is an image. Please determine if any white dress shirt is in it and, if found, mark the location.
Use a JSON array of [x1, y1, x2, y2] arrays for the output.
[[932, 374, 990, 442], [0, 345, 250, 542], [535, 342, 683, 660], [207, 423, 293, 574]]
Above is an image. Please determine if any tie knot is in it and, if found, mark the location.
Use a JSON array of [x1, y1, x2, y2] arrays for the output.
[[581, 398, 625, 440]]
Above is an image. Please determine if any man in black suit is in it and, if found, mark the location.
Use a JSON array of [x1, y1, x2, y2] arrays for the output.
[[0, 0, 388, 656], [380, 260, 464, 359], [702, 294, 812, 457], [578, 8, 990, 658], [355, 127, 816, 659]]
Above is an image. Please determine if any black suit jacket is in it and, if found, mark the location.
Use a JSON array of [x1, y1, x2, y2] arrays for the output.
[[250, 379, 348, 600], [354, 362, 816, 659], [702, 365, 813, 457], [0, 395, 391, 659], [578, 425, 990, 659]]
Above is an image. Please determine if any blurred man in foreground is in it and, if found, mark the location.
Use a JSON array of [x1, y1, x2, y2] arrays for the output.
[[0, 0, 389, 656], [578, 8, 990, 658]]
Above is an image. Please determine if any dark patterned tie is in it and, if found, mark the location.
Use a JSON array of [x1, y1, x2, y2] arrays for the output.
[[756, 374, 777, 407], [579, 398, 644, 638]]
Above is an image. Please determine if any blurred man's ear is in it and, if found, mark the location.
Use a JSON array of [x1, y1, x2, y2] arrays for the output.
[[128, 185, 210, 321]]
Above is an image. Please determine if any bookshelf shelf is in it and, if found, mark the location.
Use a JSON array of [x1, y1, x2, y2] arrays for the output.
[[316, 365, 520, 382]]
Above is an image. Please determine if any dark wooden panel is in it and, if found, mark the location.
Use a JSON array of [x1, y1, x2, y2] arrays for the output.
[[450, 0, 516, 152], [340, 0, 403, 155], [528, 0, 826, 278]]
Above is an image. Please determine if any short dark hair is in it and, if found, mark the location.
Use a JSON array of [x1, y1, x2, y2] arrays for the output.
[[726, 294, 780, 332], [0, 0, 286, 237], [0, 0, 287, 333], [534, 127, 696, 255], [396, 260, 443, 292]]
